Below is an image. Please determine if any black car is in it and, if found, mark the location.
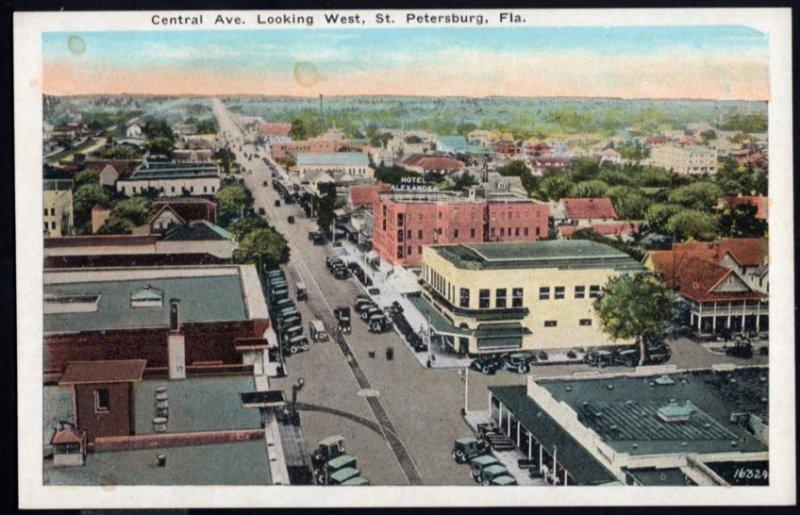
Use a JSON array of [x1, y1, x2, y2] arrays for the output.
[[470, 355, 502, 375], [287, 216, 295, 224]]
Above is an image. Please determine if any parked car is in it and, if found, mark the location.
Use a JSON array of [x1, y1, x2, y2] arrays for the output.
[[309, 319, 328, 342], [479, 464, 512, 485], [311, 435, 346, 467], [584, 349, 614, 368], [284, 335, 310, 355], [490, 475, 518, 486], [274, 199, 281, 207], [452, 437, 490, 464], [326, 467, 361, 485], [340, 476, 369, 486], [334, 307, 351, 334], [470, 355, 502, 375], [502, 353, 533, 374], [360, 306, 383, 322], [367, 313, 391, 333], [470, 454, 501, 481], [287, 216, 295, 224], [315, 454, 358, 485]]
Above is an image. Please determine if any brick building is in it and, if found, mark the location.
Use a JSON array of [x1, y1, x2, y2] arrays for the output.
[[372, 191, 549, 268], [44, 265, 271, 377]]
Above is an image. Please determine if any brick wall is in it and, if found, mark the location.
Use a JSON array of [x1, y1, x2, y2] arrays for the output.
[[75, 382, 133, 442], [182, 320, 259, 366], [93, 429, 264, 452], [45, 329, 169, 373]]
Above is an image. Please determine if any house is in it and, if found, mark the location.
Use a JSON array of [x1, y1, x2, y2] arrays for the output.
[[644, 238, 769, 335], [528, 157, 571, 176], [492, 140, 520, 157], [270, 138, 369, 160], [558, 221, 640, 242], [91, 204, 112, 233], [436, 135, 469, 155], [148, 204, 186, 233], [151, 197, 217, 224], [560, 198, 618, 227], [400, 154, 465, 176], [84, 160, 141, 187], [482, 367, 768, 486], [346, 183, 392, 210], [258, 122, 292, 142], [43, 179, 74, 238], [116, 162, 221, 197], [417, 240, 642, 354], [172, 149, 214, 163], [598, 148, 623, 165], [125, 123, 143, 139], [524, 142, 551, 157], [292, 152, 372, 179]]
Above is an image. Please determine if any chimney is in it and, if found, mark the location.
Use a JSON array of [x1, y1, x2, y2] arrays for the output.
[[169, 298, 181, 332]]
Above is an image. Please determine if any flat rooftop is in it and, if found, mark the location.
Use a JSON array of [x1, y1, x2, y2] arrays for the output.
[[538, 367, 768, 457], [432, 240, 644, 272], [44, 269, 250, 334], [295, 152, 369, 166], [126, 162, 220, 181]]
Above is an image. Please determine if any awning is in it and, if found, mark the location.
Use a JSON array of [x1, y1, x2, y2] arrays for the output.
[[264, 326, 279, 347], [474, 323, 531, 339], [407, 295, 472, 337]]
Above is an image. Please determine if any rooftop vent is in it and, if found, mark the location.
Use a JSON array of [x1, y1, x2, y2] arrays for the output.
[[130, 285, 163, 308], [657, 401, 695, 423], [44, 293, 101, 314], [654, 375, 676, 385]]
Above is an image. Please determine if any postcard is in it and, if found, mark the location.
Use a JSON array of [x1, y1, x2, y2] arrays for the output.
[[15, 7, 794, 509]]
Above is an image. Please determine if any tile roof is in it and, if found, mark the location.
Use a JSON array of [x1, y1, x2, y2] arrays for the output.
[[401, 154, 465, 170], [559, 222, 640, 238], [84, 160, 141, 179], [258, 122, 292, 136], [50, 428, 86, 445], [721, 196, 768, 220], [59, 359, 147, 384], [671, 238, 768, 267], [648, 252, 764, 302], [561, 198, 618, 221], [348, 184, 391, 207]]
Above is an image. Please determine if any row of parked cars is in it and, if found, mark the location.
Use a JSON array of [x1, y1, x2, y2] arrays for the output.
[[265, 270, 309, 356], [584, 341, 671, 368], [387, 302, 428, 353], [451, 436, 517, 486], [354, 295, 392, 333], [469, 352, 537, 375], [325, 256, 352, 281], [310, 435, 369, 486]]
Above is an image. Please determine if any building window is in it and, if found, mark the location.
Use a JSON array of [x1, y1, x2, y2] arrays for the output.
[[490, 228, 496, 237], [470, 228, 476, 238], [418, 213, 423, 222], [539, 287, 550, 300], [418, 246, 422, 255], [43, 208, 48, 217], [554, 286, 565, 300], [524, 227, 529, 236], [515, 228, 520, 237], [544, 320, 557, 328], [43, 221, 48, 231], [397, 229, 404, 242], [454, 229, 459, 238], [535, 227, 540, 236], [479, 289, 490, 309], [459, 288, 470, 308], [397, 213, 404, 226], [407, 246, 412, 255], [438, 212, 442, 220], [94, 388, 110, 412], [407, 230, 412, 239], [51, 208, 56, 216], [589, 285, 601, 298], [512, 288, 523, 307], [52, 221, 57, 231], [171, 186, 176, 193], [574, 286, 585, 299], [397, 246, 404, 258], [579, 319, 592, 326], [500, 227, 505, 237], [418, 230, 423, 239], [495, 288, 507, 308]]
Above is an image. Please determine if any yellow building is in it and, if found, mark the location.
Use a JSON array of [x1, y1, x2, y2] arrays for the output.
[[43, 179, 74, 238], [418, 240, 643, 355]]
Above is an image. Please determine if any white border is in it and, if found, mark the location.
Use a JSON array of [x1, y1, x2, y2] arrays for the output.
[[15, 8, 794, 508]]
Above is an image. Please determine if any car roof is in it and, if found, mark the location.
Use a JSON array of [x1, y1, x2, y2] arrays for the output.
[[492, 475, 517, 485], [484, 464, 508, 474], [341, 476, 369, 485], [327, 454, 356, 468], [472, 455, 499, 465], [456, 436, 477, 445], [318, 435, 344, 447], [329, 467, 360, 481]]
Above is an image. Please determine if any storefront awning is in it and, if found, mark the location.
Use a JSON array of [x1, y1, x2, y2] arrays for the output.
[[407, 295, 472, 337]]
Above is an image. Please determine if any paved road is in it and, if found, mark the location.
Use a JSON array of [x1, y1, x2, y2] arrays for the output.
[[212, 99, 769, 486]]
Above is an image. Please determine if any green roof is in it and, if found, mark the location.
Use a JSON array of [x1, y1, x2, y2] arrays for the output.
[[329, 467, 360, 482], [129, 162, 219, 180], [433, 240, 644, 272], [537, 368, 769, 457], [471, 455, 499, 466], [295, 152, 369, 167], [327, 454, 357, 469], [437, 135, 468, 151], [44, 275, 249, 333], [406, 294, 471, 336], [626, 467, 695, 486], [474, 323, 530, 339], [490, 385, 618, 485]]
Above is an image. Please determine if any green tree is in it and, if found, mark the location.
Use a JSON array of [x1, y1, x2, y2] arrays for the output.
[[375, 165, 420, 185], [145, 136, 175, 157], [667, 181, 724, 211], [456, 122, 477, 136], [142, 119, 174, 140], [216, 184, 252, 223], [235, 227, 291, 270], [195, 119, 218, 134], [229, 215, 268, 240], [93, 143, 143, 160], [316, 182, 337, 234], [289, 118, 307, 140], [645, 203, 683, 234], [214, 148, 236, 174], [114, 197, 152, 226], [568, 179, 609, 198], [717, 203, 767, 238], [594, 273, 676, 365], [538, 172, 575, 201], [568, 157, 601, 181], [607, 186, 649, 220], [497, 160, 530, 177], [666, 209, 718, 241], [73, 169, 100, 188], [97, 215, 135, 235], [597, 168, 633, 186], [444, 171, 478, 192], [72, 183, 110, 227]]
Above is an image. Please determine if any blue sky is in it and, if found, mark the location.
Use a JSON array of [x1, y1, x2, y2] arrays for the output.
[[43, 25, 769, 99]]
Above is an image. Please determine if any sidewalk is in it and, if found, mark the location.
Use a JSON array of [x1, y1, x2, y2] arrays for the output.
[[339, 241, 471, 369]]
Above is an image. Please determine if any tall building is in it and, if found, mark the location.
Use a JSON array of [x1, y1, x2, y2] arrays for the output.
[[649, 144, 718, 175], [43, 179, 74, 238], [418, 240, 642, 355], [372, 190, 549, 268]]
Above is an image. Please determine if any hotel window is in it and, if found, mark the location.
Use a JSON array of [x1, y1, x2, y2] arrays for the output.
[[495, 288, 507, 308], [535, 227, 541, 236], [418, 246, 422, 255], [407, 246, 412, 255], [397, 213, 404, 225], [574, 286, 585, 299], [453, 229, 459, 238], [397, 246, 404, 258], [471, 212, 476, 221], [539, 287, 550, 300], [382, 220, 387, 231], [459, 288, 470, 308], [524, 227, 529, 236], [470, 228, 476, 238], [95, 388, 110, 412], [579, 319, 592, 326], [397, 229, 404, 242], [512, 288, 523, 307], [544, 320, 557, 328], [589, 285, 601, 298], [438, 212, 442, 220], [515, 228, 520, 237], [407, 230, 412, 239], [500, 228, 505, 237], [554, 286, 565, 300], [418, 230, 423, 239], [479, 289, 490, 309]]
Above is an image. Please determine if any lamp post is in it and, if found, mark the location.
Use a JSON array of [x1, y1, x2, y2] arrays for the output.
[[460, 366, 469, 416], [426, 315, 433, 368], [290, 377, 305, 425]]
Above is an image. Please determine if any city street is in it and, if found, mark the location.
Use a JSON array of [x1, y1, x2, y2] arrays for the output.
[[212, 99, 768, 486]]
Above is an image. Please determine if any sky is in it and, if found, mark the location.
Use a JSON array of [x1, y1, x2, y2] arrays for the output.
[[42, 26, 770, 100]]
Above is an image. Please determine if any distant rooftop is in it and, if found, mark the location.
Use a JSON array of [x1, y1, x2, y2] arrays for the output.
[[162, 220, 234, 242], [295, 152, 369, 167], [126, 161, 220, 181], [431, 240, 644, 272]]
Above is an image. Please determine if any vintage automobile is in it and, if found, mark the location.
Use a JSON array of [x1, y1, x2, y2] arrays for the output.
[[287, 215, 295, 224], [315, 454, 358, 485], [309, 319, 329, 342], [296, 281, 307, 301], [470, 454, 501, 481], [502, 352, 534, 374], [334, 307, 351, 334], [470, 355, 503, 375], [367, 313, 392, 333], [490, 475, 518, 486], [326, 467, 361, 485], [452, 436, 490, 464], [479, 464, 512, 485], [284, 335, 310, 355], [340, 476, 369, 486], [311, 435, 346, 467]]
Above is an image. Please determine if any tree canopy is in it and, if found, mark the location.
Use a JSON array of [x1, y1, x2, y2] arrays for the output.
[[235, 226, 291, 270], [594, 273, 676, 365], [717, 203, 767, 238], [316, 182, 337, 234], [665, 209, 718, 241], [216, 183, 252, 224], [667, 181, 724, 212]]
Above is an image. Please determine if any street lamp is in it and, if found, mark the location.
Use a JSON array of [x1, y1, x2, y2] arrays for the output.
[[459, 366, 469, 416], [290, 377, 305, 425]]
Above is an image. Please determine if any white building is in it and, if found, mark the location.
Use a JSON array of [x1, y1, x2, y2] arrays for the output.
[[292, 152, 372, 179], [43, 179, 74, 238], [648, 144, 718, 175], [116, 162, 221, 197], [126, 123, 143, 140]]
